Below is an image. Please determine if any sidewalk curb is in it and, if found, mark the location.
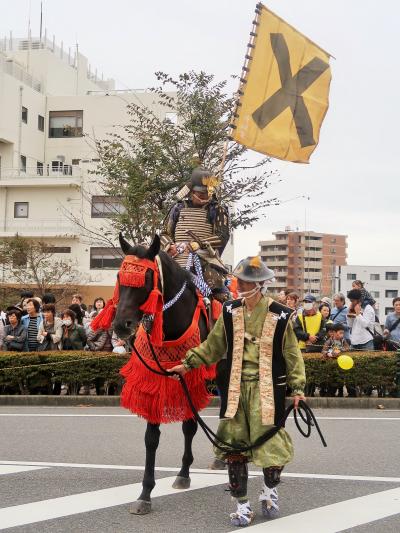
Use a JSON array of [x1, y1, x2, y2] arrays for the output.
[[0, 396, 399, 409]]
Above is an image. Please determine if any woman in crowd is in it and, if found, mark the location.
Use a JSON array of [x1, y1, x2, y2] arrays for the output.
[[21, 298, 43, 351], [61, 309, 87, 350], [37, 303, 63, 351], [3, 309, 27, 351], [89, 297, 106, 319], [286, 292, 299, 311]]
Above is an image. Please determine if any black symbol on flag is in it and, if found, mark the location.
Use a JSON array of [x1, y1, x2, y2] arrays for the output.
[[252, 34, 329, 148]]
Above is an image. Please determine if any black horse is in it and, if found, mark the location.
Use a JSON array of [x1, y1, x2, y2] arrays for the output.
[[113, 233, 210, 515]]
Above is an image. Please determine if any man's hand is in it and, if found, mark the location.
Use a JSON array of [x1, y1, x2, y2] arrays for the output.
[[168, 244, 178, 257], [167, 364, 188, 380], [42, 331, 48, 336], [308, 335, 317, 343], [293, 394, 306, 410]]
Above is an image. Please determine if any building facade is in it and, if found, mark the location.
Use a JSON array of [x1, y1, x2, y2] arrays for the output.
[[0, 35, 233, 303], [259, 228, 347, 297], [335, 265, 400, 322]]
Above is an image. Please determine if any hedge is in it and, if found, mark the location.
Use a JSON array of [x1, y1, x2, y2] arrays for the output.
[[0, 350, 398, 395]]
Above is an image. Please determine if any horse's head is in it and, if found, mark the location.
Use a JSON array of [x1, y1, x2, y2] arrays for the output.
[[112, 233, 162, 341]]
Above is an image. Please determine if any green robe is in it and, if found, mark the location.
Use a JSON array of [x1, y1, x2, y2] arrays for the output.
[[183, 296, 306, 467]]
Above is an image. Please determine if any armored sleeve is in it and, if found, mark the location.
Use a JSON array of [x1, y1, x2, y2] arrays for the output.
[[206, 203, 230, 253], [160, 203, 182, 250], [183, 314, 227, 369], [283, 321, 306, 396]]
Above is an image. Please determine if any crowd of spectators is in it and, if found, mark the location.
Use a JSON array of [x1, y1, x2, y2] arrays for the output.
[[0, 291, 128, 355]]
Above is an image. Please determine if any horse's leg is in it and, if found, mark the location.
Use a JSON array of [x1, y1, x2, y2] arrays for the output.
[[172, 418, 197, 489], [130, 422, 160, 515]]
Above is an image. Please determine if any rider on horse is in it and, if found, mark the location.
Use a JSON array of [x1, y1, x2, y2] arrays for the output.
[[160, 166, 230, 300]]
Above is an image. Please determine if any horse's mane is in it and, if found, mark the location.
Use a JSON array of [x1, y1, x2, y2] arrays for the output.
[[128, 244, 196, 295]]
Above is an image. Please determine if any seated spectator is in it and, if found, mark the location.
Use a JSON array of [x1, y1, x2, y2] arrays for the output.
[[3, 310, 27, 351], [347, 289, 375, 350], [112, 331, 128, 354], [277, 289, 290, 304], [322, 324, 350, 358], [351, 280, 376, 308], [319, 303, 332, 322], [21, 298, 43, 351], [383, 297, 400, 350], [69, 304, 84, 326], [330, 293, 350, 342], [89, 297, 106, 319], [294, 294, 325, 352], [37, 304, 63, 351], [42, 292, 56, 305], [86, 326, 113, 352], [61, 309, 87, 350], [286, 292, 299, 311]]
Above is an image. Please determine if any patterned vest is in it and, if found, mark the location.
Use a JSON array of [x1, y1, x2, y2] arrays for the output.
[[216, 298, 292, 426]]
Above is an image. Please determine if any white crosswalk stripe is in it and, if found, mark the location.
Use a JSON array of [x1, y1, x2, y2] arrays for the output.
[[0, 465, 47, 476]]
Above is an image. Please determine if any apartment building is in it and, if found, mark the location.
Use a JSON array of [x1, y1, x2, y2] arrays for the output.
[[0, 34, 233, 301], [335, 265, 400, 322], [259, 228, 347, 297]]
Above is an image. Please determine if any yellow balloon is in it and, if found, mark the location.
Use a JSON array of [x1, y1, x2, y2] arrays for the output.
[[337, 355, 354, 370]]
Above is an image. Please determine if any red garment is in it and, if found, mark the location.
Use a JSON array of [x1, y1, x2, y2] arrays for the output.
[[120, 296, 212, 423]]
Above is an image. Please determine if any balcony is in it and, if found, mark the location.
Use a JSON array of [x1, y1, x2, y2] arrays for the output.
[[0, 165, 82, 187], [0, 219, 79, 238]]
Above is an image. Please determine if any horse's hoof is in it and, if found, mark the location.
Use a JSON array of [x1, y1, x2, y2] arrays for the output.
[[129, 499, 152, 515], [209, 458, 226, 470], [172, 475, 191, 489]]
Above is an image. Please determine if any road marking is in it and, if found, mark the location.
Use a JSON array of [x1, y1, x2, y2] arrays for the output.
[[0, 473, 227, 530], [0, 413, 399, 420], [2, 461, 400, 484], [228, 487, 400, 532], [0, 465, 47, 475]]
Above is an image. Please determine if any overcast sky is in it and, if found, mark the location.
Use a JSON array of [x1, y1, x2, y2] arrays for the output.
[[2, 0, 399, 265]]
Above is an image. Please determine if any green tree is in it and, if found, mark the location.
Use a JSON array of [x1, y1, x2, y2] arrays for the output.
[[74, 71, 279, 245], [0, 237, 85, 302]]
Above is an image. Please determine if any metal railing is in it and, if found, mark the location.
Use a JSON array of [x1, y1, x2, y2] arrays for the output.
[[0, 165, 82, 179], [0, 54, 42, 93]]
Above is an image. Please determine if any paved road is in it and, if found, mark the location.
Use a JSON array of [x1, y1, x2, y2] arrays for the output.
[[0, 406, 399, 532]]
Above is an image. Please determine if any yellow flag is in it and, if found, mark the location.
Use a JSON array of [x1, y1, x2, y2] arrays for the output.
[[231, 3, 332, 163]]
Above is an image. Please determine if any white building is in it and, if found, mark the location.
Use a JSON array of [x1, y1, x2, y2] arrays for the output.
[[0, 35, 233, 302], [335, 265, 400, 322]]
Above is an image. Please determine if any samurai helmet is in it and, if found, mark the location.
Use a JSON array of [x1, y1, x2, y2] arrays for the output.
[[176, 166, 220, 200], [233, 256, 275, 283]]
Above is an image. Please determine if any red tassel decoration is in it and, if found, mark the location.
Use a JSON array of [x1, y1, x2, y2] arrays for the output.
[[211, 299, 223, 321], [140, 289, 161, 314], [91, 299, 116, 331]]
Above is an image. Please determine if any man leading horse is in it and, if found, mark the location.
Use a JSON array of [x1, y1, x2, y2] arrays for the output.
[[170, 256, 306, 527]]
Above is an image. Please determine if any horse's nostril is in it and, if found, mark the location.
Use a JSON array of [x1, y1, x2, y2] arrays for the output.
[[125, 320, 133, 329]]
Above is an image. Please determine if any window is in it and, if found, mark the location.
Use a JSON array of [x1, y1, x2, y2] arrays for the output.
[[14, 202, 29, 218], [37, 161, 43, 176], [347, 273, 356, 280], [370, 273, 380, 281], [49, 110, 83, 138], [90, 247, 122, 269], [330, 248, 336, 253], [371, 291, 380, 298], [91, 196, 125, 218], [385, 307, 395, 315], [12, 251, 27, 267], [38, 114, 44, 131], [385, 272, 398, 281], [42, 246, 71, 254], [331, 238, 336, 243], [72, 159, 81, 166], [385, 290, 398, 299], [21, 106, 28, 124], [20, 155, 26, 172]]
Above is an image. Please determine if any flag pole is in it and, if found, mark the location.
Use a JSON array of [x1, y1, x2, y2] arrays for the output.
[[217, 2, 262, 180]]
